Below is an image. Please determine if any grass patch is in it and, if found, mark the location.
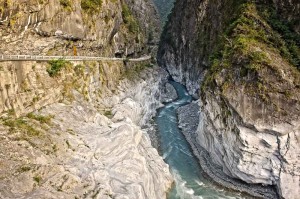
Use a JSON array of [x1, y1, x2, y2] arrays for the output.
[[122, 3, 139, 33], [3, 118, 41, 137], [1, 113, 53, 138], [26, 113, 53, 125], [202, 2, 298, 92], [74, 64, 84, 76], [104, 110, 113, 119], [47, 59, 72, 77], [59, 0, 72, 11], [18, 166, 31, 173], [33, 176, 42, 185], [81, 0, 102, 13]]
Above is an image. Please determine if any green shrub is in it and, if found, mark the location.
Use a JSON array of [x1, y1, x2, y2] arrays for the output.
[[81, 0, 102, 13], [26, 113, 53, 125], [33, 176, 42, 185], [60, 0, 71, 7], [104, 110, 113, 119], [59, 0, 72, 11], [122, 3, 139, 33], [47, 59, 71, 77], [74, 64, 84, 76], [3, 118, 41, 137], [201, 1, 300, 102], [257, 5, 300, 68]]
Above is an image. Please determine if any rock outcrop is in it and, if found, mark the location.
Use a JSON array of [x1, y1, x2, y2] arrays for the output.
[[158, 0, 240, 93], [161, 82, 177, 103], [153, 0, 175, 24], [0, 0, 160, 57], [0, 0, 174, 198], [0, 63, 173, 198], [159, 0, 300, 198]]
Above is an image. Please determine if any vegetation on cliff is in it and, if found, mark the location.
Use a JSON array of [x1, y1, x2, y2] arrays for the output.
[[47, 59, 72, 77], [81, 0, 103, 13], [122, 3, 140, 33], [202, 2, 300, 108], [59, 0, 72, 9]]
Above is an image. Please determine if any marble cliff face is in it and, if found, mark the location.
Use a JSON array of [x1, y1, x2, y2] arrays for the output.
[[0, 63, 173, 198], [159, 0, 300, 198], [1, 0, 299, 198], [0, 0, 160, 56], [0, 0, 173, 198]]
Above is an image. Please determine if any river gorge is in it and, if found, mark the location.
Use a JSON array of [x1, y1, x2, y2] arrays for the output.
[[0, 0, 299, 199], [157, 81, 247, 199]]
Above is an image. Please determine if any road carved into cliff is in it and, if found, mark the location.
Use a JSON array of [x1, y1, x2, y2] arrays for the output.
[[0, 55, 152, 62]]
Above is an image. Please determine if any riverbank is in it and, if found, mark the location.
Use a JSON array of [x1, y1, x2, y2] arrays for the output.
[[156, 81, 253, 199], [177, 101, 279, 199]]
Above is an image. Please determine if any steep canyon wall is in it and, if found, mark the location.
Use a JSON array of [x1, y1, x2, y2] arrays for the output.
[[159, 0, 300, 198], [0, 0, 174, 198]]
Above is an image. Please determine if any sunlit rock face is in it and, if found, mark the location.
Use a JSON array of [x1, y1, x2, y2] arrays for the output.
[[0, 0, 160, 57], [0, 66, 173, 199], [0, 0, 172, 198]]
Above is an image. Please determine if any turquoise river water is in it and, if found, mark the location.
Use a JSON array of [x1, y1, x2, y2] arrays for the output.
[[156, 81, 245, 199]]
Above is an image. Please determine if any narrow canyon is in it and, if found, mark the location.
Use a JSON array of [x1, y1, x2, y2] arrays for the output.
[[0, 0, 299, 199]]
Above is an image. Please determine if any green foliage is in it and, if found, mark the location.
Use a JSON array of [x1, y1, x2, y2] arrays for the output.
[[59, 0, 72, 9], [3, 118, 41, 137], [201, 1, 299, 102], [7, 109, 15, 116], [47, 59, 71, 77], [26, 113, 53, 125], [18, 166, 31, 173], [257, 5, 300, 68], [74, 64, 84, 76], [122, 3, 139, 33], [33, 176, 42, 185], [104, 110, 113, 119], [2, 112, 52, 138], [81, 0, 102, 13]]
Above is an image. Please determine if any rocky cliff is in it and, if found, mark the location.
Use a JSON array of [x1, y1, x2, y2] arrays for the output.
[[153, 0, 175, 24], [159, 0, 300, 198], [0, 0, 160, 57], [0, 62, 173, 198], [0, 0, 174, 198]]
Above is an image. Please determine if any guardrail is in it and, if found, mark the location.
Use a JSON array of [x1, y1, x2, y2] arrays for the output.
[[0, 55, 152, 62]]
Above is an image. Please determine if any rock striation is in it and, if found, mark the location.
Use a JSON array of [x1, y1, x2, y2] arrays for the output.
[[0, 0, 173, 198], [0, 0, 160, 57], [0, 65, 173, 199], [161, 82, 177, 103]]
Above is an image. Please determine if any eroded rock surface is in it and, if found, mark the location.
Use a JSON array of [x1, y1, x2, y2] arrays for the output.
[[0, 67, 173, 199], [0, 0, 160, 57], [158, 0, 300, 198], [161, 82, 177, 103]]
